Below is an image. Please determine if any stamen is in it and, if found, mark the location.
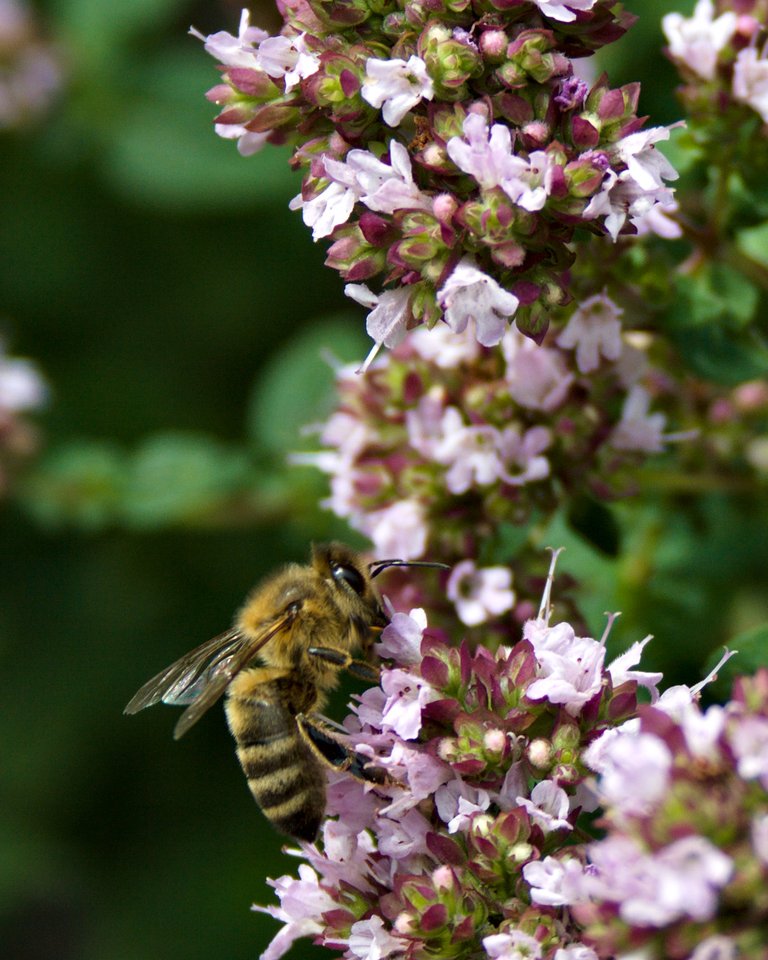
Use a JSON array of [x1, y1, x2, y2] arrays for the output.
[[537, 546, 565, 623]]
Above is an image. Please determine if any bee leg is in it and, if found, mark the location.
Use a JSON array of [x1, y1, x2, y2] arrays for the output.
[[307, 645, 380, 683], [297, 714, 387, 785]]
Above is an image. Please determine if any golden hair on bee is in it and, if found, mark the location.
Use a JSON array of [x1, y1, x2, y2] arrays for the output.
[[125, 542, 447, 840]]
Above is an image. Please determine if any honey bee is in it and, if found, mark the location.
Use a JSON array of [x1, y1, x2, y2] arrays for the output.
[[125, 542, 446, 841]]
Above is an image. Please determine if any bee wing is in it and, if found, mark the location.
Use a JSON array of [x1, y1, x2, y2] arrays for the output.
[[124, 609, 299, 740], [124, 628, 246, 715]]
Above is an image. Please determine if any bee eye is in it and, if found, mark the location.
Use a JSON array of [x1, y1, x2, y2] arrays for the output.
[[331, 562, 366, 596]]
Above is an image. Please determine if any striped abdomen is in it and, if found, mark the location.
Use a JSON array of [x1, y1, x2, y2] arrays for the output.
[[224, 679, 325, 841]]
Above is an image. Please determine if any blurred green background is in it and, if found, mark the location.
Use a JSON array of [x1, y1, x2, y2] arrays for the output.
[[2, 2, 767, 960]]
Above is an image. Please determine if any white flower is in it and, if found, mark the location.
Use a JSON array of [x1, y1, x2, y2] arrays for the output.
[[348, 916, 407, 960], [377, 609, 427, 664], [516, 780, 572, 833], [213, 122, 269, 156], [526, 634, 606, 716], [615, 126, 680, 194], [556, 292, 623, 373], [501, 149, 557, 212], [408, 322, 481, 368], [662, 0, 737, 81], [446, 112, 521, 189], [532, 0, 597, 24], [610, 385, 667, 453], [523, 855, 587, 906], [606, 635, 663, 701], [0, 354, 46, 411], [190, 9, 267, 68], [483, 930, 543, 960], [345, 284, 413, 371], [446, 560, 516, 626], [689, 936, 738, 960], [257, 33, 320, 91], [365, 499, 427, 560], [380, 668, 439, 739], [733, 46, 768, 124], [291, 180, 358, 241], [586, 730, 672, 816], [437, 258, 520, 347], [361, 56, 434, 127], [323, 142, 431, 218]]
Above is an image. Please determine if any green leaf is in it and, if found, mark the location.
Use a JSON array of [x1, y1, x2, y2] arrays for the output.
[[567, 497, 620, 557], [674, 263, 758, 330], [669, 324, 768, 385], [122, 433, 252, 528], [19, 442, 127, 531], [248, 315, 368, 456], [736, 222, 768, 270], [101, 48, 299, 209]]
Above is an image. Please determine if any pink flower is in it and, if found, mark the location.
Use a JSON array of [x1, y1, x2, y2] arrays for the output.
[[504, 333, 573, 412], [0, 351, 46, 412], [348, 916, 408, 960], [662, 0, 737, 81], [257, 32, 320, 91], [525, 626, 606, 716], [523, 855, 587, 906], [606, 635, 662, 701], [733, 46, 768, 124], [377, 609, 427, 664], [437, 258, 520, 347], [446, 112, 520, 189], [483, 930, 543, 960], [728, 714, 768, 788], [365, 499, 428, 559], [446, 560, 516, 626], [610, 385, 667, 453], [516, 780, 572, 834], [361, 56, 435, 127], [556, 293, 623, 373], [380, 668, 439, 739], [255, 865, 337, 960], [345, 284, 413, 370], [190, 9, 267, 68], [585, 730, 672, 816]]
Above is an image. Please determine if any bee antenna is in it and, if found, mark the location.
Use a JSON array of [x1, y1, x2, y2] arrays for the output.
[[369, 559, 451, 579]]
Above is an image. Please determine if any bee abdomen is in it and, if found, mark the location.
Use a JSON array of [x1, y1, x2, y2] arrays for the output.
[[226, 693, 325, 841]]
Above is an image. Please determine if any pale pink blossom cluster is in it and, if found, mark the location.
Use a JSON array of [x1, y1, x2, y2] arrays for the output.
[[523, 661, 768, 957], [0, 0, 62, 128], [298, 295, 679, 621], [194, 4, 680, 355], [254, 561, 768, 960], [663, 0, 768, 124], [256, 560, 668, 960], [0, 339, 46, 495]]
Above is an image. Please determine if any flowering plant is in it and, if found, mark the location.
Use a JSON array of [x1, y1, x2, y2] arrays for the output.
[[257, 557, 768, 960], [179, 0, 768, 957]]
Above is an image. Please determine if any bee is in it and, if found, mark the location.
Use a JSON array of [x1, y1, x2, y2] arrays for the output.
[[125, 542, 446, 841]]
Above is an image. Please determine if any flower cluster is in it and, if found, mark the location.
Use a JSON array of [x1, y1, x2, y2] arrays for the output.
[[0, 339, 46, 496], [663, 0, 768, 135], [0, 0, 62, 129], [256, 553, 768, 960], [530, 670, 768, 958], [257, 556, 666, 960], [296, 295, 687, 623], [194, 3, 679, 347]]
